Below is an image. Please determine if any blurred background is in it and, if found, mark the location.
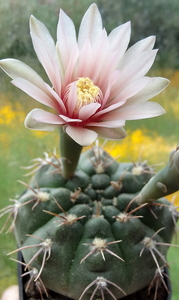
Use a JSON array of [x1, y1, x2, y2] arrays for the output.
[[0, 0, 179, 299]]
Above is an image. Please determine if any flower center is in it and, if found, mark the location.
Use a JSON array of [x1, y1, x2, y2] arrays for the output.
[[75, 77, 102, 111]]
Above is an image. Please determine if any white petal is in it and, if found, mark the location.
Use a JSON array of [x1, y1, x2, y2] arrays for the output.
[[97, 52, 120, 89], [88, 119, 125, 128], [0, 59, 47, 93], [126, 77, 170, 104], [109, 76, 152, 105], [30, 15, 55, 54], [95, 100, 127, 118], [77, 40, 93, 77], [120, 49, 158, 83], [64, 44, 79, 87], [65, 125, 98, 146], [108, 22, 131, 60], [65, 81, 77, 116], [30, 16, 60, 93], [12, 78, 59, 111], [91, 126, 126, 140], [45, 83, 66, 113], [59, 114, 81, 123], [118, 36, 156, 69], [90, 29, 109, 82], [57, 9, 77, 70], [79, 103, 101, 120], [100, 70, 120, 107], [109, 101, 166, 120], [25, 109, 64, 131], [78, 3, 103, 48]]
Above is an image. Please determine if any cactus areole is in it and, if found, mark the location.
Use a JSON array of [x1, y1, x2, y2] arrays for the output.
[[0, 3, 179, 300]]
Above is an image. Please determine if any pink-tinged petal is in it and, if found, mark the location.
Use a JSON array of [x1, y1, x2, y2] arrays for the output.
[[87, 119, 125, 128], [126, 77, 170, 104], [101, 70, 120, 108], [107, 101, 165, 121], [25, 109, 65, 131], [0, 59, 47, 93], [119, 49, 158, 83], [94, 100, 127, 119], [12, 78, 59, 111], [65, 126, 98, 146], [30, 34, 61, 95], [90, 29, 109, 82], [78, 103, 101, 120], [90, 126, 126, 140], [64, 81, 77, 116], [118, 36, 156, 69], [78, 3, 103, 48], [108, 22, 131, 59], [77, 40, 93, 77], [63, 44, 79, 88], [97, 51, 120, 89], [101, 84, 111, 108], [30, 16, 61, 94], [59, 114, 81, 123], [57, 9, 77, 70], [109, 76, 152, 105], [26, 108, 65, 124], [45, 83, 66, 114]]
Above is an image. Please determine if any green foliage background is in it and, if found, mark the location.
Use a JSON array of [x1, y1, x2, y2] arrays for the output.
[[0, 0, 179, 68]]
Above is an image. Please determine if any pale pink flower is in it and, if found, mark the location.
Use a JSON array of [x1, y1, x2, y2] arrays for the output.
[[0, 4, 169, 146]]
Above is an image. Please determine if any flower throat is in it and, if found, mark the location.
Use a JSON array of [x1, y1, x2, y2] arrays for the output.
[[75, 77, 102, 111]]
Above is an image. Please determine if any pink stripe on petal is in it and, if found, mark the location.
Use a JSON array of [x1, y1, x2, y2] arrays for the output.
[[78, 103, 101, 120], [66, 125, 98, 146], [64, 44, 79, 88], [101, 70, 120, 108], [77, 40, 93, 77], [12, 78, 59, 111], [94, 100, 127, 118], [97, 52, 120, 89], [65, 81, 77, 117], [101, 85, 111, 109], [90, 30, 109, 82], [45, 83, 66, 114]]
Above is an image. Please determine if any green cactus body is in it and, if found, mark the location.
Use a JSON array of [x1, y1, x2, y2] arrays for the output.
[[12, 146, 177, 300]]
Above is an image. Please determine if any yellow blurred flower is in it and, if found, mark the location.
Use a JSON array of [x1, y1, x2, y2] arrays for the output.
[[104, 129, 175, 164], [0, 103, 25, 125]]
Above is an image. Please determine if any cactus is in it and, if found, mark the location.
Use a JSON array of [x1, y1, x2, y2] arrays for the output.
[[1, 141, 179, 300], [0, 3, 179, 300]]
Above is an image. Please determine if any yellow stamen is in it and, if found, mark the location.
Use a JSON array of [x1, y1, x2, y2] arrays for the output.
[[75, 77, 102, 111]]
